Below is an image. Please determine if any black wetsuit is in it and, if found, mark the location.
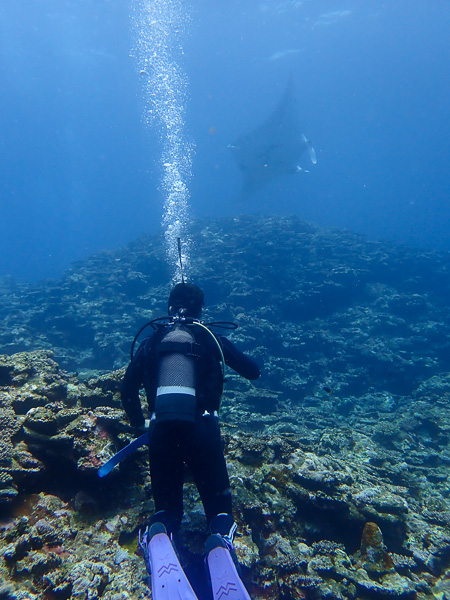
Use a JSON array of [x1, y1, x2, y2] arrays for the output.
[[121, 324, 260, 533]]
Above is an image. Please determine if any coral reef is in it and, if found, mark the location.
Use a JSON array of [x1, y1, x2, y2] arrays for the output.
[[0, 216, 448, 599], [0, 215, 448, 396], [0, 349, 448, 599]]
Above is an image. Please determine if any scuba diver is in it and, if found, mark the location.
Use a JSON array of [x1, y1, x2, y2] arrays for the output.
[[120, 282, 261, 600]]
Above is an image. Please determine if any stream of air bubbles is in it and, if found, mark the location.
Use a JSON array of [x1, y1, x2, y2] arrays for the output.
[[131, 0, 194, 282]]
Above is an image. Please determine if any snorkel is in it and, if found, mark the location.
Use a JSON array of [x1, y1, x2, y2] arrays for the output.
[[177, 237, 185, 285]]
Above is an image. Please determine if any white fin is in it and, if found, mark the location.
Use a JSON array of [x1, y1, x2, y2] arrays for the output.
[[302, 133, 317, 164]]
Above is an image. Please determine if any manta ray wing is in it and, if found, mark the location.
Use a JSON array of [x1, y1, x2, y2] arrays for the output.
[[230, 81, 314, 197]]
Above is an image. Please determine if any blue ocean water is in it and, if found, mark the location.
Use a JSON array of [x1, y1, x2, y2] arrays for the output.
[[0, 0, 449, 281]]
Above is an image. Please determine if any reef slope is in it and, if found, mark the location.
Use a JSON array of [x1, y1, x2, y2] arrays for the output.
[[0, 215, 449, 599]]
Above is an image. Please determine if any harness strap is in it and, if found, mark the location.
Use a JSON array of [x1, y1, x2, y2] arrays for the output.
[[156, 340, 201, 357]]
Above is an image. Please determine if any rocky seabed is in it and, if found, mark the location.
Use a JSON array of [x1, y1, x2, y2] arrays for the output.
[[0, 349, 448, 600]]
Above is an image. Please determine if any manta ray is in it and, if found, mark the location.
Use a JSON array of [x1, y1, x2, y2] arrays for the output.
[[229, 80, 316, 197]]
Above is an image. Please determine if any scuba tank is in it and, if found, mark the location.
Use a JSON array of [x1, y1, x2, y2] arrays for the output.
[[154, 322, 199, 422], [130, 315, 237, 424], [129, 238, 237, 423]]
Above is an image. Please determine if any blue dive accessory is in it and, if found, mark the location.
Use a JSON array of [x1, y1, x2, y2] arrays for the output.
[[98, 430, 150, 478]]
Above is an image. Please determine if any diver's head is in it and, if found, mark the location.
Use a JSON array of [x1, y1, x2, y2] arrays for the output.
[[168, 283, 204, 319]]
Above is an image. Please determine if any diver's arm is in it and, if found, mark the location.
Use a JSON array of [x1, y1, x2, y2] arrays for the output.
[[121, 347, 146, 428], [219, 336, 261, 380]]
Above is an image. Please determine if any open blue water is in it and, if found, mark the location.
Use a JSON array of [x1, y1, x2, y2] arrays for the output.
[[0, 0, 449, 281]]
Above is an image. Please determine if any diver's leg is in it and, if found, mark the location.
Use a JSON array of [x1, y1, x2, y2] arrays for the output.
[[139, 423, 199, 598], [148, 421, 185, 534], [188, 416, 252, 597], [188, 414, 233, 525]]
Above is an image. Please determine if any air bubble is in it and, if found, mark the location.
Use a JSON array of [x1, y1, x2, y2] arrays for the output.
[[131, 0, 194, 283]]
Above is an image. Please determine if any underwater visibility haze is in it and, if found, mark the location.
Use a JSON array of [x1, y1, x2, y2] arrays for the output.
[[0, 2, 450, 599], [0, 0, 449, 280]]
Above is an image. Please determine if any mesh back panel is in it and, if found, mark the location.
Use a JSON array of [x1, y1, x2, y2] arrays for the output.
[[157, 327, 196, 389]]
